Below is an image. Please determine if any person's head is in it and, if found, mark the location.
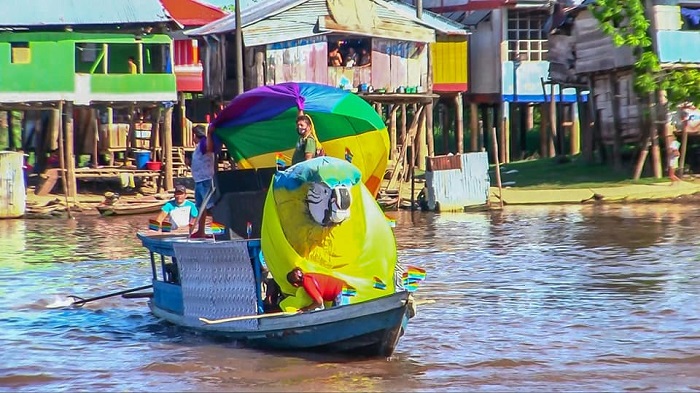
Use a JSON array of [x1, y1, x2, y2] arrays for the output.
[[286, 267, 304, 287], [361, 48, 368, 55], [348, 47, 356, 55], [193, 125, 206, 143], [296, 115, 312, 137], [174, 184, 187, 204], [128, 56, 135, 63]]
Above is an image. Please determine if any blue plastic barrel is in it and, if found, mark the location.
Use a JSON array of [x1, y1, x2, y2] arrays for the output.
[[134, 150, 150, 169]]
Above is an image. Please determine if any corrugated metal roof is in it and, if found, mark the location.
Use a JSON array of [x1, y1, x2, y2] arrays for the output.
[[188, 0, 444, 44], [382, 0, 469, 35], [243, 0, 328, 46], [0, 0, 174, 28], [160, 0, 228, 27], [186, 0, 307, 36], [461, 10, 491, 26]]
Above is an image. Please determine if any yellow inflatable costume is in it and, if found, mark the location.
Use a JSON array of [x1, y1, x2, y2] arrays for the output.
[[261, 157, 397, 311]]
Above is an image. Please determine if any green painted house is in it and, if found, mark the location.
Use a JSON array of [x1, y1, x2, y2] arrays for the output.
[[0, 0, 178, 105]]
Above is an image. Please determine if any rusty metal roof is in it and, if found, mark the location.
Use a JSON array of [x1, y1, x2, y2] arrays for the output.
[[0, 0, 175, 28]]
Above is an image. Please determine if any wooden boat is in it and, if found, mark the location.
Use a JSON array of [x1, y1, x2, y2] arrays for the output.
[[136, 232, 416, 357], [96, 200, 165, 216]]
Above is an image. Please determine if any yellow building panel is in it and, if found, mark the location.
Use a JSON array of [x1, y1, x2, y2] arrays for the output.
[[431, 37, 468, 90]]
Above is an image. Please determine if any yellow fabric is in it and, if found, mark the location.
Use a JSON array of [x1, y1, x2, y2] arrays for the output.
[[239, 130, 389, 197], [261, 178, 397, 310]]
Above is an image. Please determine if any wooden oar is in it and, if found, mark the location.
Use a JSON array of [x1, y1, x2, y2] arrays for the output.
[[68, 285, 153, 308], [199, 311, 300, 325]]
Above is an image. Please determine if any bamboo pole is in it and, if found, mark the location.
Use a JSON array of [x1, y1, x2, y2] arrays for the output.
[[490, 126, 504, 209]]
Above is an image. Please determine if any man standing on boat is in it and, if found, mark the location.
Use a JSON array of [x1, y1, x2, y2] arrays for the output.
[[189, 125, 216, 238], [286, 267, 346, 312], [154, 184, 198, 230]]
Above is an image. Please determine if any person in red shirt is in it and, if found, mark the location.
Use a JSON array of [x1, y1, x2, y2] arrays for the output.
[[286, 267, 346, 312]]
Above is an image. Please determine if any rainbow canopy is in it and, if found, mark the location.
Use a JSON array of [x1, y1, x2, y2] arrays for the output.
[[211, 82, 389, 196]]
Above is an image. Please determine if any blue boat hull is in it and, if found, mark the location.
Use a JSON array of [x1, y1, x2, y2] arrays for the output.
[[149, 291, 412, 357]]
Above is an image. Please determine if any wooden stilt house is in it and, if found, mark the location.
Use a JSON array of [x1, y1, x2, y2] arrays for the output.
[[0, 0, 179, 197]]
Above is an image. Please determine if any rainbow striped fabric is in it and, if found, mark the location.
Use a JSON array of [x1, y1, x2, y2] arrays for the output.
[[160, 221, 172, 233], [209, 222, 226, 235], [344, 147, 354, 163], [402, 266, 427, 292], [341, 285, 357, 297], [275, 152, 286, 167], [148, 219, 160, 231], [373, 276, 387, 290]]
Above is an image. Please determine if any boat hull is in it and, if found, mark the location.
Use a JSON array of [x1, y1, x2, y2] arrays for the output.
[[149, 290, 411, 357], [97, 202, 164, 216]]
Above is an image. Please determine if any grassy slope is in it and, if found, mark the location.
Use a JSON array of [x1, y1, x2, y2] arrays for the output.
[[493, 155, 671, 189]]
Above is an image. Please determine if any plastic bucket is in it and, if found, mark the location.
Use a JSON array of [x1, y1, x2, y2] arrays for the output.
[[134, 150, 150, 169]]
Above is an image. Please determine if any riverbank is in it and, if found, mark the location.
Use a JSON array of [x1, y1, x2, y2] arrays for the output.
[[489, 180, 700, 205]]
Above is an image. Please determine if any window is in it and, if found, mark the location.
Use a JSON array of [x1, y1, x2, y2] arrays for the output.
[[327, 36, 371, 67], [507, 10, 549, 61], [11, 42, 30, 64]]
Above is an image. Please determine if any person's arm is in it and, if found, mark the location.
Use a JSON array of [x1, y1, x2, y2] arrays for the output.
[[206, 125, 215, 154], [155, 210, 167, 225], [157, 203, 172, 224], [301, 278, 323, 312], [304, 137, 316, 161], [188, 201, 199, 227]]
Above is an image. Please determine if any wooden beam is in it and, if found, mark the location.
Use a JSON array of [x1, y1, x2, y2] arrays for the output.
[[150, 106, 162, 161], [609, 72, 624, 170]]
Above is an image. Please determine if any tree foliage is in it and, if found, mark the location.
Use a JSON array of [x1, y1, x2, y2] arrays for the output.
[[590, 0, 700, 107]]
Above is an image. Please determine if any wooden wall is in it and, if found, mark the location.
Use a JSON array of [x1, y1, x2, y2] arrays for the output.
[[591, 70, 642, 143], [573, 10, 635, 74]]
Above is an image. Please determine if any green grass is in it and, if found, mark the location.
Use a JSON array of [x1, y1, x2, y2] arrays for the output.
[[493, 155, 671, 189]]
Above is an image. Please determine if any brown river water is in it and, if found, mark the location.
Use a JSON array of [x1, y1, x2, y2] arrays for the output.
[[1, 204, 699, 392]]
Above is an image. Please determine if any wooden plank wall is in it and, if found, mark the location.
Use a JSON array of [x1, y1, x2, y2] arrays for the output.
[[592, 70, 641, 144], [573, 10, 635, 74], [547, 34, 577, 83]]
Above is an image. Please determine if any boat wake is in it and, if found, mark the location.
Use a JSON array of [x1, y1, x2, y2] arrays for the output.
[[44, 295, 80, 309]]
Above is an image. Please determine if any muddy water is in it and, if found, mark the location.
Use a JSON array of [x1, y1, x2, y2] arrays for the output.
[[1, 204, 699, 391]]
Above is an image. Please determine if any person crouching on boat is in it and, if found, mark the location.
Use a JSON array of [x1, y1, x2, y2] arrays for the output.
[[286, 267, 347, 312], [153, 184, 198, 231]]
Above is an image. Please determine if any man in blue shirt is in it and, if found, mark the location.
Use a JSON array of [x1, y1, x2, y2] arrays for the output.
[[154, 184, 198, 230]]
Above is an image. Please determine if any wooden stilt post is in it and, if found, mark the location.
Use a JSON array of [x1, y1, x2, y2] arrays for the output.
[[92, 109, 99, 167], [163, 105, 174, 191], [484, 105, 493, 160], [679, 118, 689, 177], [150, 106, 162, 161], [64, 101, 77, 198], [400, 104, 407, 160], [124, 104, 135, 166], [470, 102, 478, 152], [56, 101, 72, 218], [389, 104, 397, 161], [609, 73, 624, 170], [570, 103, 581, 155], [440, 103, 448, 153], [455, 93, 464, 154], [490, 126, 504, 209], [418, 104, 428, 171], [540, 103, 549, 158], [426, 101, 434, 157], [549, 86, 558, 157]]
